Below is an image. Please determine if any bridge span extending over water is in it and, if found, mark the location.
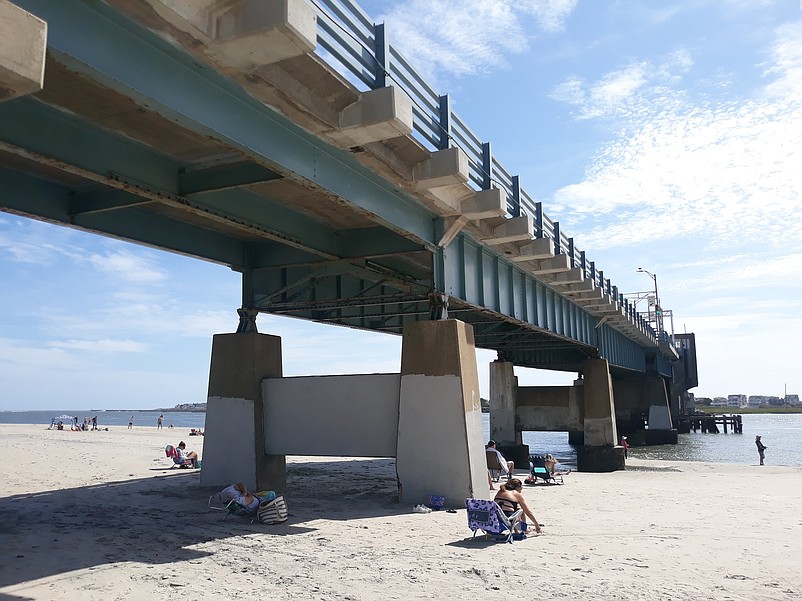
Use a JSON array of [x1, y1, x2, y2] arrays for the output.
[[1, 0, 697, 502]]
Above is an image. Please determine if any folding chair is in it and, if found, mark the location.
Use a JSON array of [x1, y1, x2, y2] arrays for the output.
[[486, 450, 504, 482], [465, 498, 523, 544], [529, 455, 564, 485], [165, 444, 193, 468]]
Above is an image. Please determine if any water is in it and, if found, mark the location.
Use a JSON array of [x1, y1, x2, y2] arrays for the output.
[[482, 412, 802, 469], [3, 411, 799, 468], [0, 410, 206, 429], [631, 413, 802, 467]]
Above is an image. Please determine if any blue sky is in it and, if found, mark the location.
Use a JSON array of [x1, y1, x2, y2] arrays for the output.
[[2, 0, 801, 410]]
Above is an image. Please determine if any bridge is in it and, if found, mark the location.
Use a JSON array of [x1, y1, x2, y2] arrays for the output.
[[1, 0, 697, 503]]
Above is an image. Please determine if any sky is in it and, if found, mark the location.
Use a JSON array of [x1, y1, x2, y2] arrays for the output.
[[2, 0, 802, 410]]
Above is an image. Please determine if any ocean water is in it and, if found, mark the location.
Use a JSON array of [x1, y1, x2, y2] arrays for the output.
[[482, 412, 802, 468], [0, 410, 205, 429], [3, 411, 799, 468]]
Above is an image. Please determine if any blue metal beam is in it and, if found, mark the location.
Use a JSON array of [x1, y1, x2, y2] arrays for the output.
[[14, 0, 436, 248]]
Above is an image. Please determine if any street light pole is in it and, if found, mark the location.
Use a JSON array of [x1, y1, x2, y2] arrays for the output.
[[637, 267, 662, 336]]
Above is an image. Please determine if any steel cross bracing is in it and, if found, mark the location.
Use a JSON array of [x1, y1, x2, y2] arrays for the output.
[[0, 0, 668, 377]]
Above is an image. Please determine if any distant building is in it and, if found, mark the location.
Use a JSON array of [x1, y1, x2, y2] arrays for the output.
[[728, 394, 748, 408], [747, 395, 781, 407], [784, 394, 800, 406], [710, 396, 728, 407]]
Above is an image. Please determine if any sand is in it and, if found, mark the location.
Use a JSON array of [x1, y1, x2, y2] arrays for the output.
[[0, 424, 800, 601]]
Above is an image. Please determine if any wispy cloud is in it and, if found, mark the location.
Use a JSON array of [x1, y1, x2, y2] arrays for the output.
[[88, 249, 167, 284], [374, 0, 577, 80], [549, 23, 802, 253], [49, 339, 149, 352]]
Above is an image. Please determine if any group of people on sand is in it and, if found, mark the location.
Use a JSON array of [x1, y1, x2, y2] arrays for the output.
[[484, 439, 575, 536]]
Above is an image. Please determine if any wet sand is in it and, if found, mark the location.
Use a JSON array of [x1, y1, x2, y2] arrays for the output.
[[1, 424, 800, 600]]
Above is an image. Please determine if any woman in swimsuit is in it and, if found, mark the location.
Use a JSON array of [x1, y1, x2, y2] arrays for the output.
[[494, 478, 542, 534]]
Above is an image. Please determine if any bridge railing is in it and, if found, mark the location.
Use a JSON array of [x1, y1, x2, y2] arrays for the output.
[[309, 0, 653, 339]]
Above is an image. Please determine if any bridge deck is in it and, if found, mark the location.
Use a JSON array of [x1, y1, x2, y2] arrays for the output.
[[0, 0, 674, 377]]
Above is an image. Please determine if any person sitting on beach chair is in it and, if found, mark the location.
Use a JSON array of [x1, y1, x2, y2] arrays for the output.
[[165, 441, 199, 468], [494, 478, 542, 535], [486, 440, 514, 481]]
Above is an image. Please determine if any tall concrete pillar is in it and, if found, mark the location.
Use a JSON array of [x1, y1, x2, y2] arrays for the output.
[[200, 332, 285, 492], [396, 320, 490, 505], [489, 360, 528, 469], [577, 358, 624, 472], [489, 360, 519, 445]]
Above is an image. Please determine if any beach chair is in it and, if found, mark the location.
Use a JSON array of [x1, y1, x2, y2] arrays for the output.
[[486, 450, 504, 482], [465, 498, 523, 544], [529, 455, 563, 485], [165, 444, 193, 468], [208, 490, 278, 523]]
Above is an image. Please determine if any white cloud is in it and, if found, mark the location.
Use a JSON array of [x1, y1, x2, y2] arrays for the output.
[[763, 20, 802, 99], [50, 339, 149, 353], [88, 249, 167, 284], [548, 20, 802, 253], [374, 0, 577, 80]]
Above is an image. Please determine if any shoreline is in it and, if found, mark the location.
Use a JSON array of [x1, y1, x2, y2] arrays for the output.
[[1, 424, 801, 600]]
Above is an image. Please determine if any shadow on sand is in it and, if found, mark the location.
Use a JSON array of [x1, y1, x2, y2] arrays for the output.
[[0, 458, 404, 599]]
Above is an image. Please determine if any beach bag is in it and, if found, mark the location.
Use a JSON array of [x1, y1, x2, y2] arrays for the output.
[[427, 494, 445, 509], [257, 495, 288, 524]]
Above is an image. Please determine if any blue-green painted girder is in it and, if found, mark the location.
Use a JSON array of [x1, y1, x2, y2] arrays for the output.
[[13, 0, 436, 249]]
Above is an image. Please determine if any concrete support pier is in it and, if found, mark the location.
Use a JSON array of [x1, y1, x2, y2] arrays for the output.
[[577, 358, 625, 472], [396, 320, 490, 505], [200, 332, 285, 492], [489, 360, 529, 470]]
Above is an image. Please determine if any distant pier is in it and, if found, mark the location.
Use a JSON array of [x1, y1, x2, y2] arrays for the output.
[[676, 413, 743, 434]]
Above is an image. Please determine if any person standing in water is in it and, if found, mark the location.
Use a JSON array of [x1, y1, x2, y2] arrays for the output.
[[755, 435, 767, 466]]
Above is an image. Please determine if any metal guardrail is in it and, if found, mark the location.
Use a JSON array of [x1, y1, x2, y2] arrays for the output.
[[309, 0, 655, 340]]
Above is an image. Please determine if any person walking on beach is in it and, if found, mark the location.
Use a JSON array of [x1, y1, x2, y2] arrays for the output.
[[128, 416, 133, 429], [755, 435, 767, 465], [157, 414, 163, 430]]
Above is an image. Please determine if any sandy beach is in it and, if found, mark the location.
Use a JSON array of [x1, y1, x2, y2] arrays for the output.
[[0, 424, 800, 601]]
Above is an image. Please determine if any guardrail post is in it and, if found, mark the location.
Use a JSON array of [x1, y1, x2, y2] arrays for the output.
[[374, 22, 389, 88], [534, 202, 543, 238], [553, 221, 561, 255], [481, 142, 493, 190], [568, 237, 575, 267], [511, 175, 521, 217], [438, 94, 451, 150]]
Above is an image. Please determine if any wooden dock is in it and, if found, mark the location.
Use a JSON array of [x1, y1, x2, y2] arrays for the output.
[[676, 414, 743, 434]]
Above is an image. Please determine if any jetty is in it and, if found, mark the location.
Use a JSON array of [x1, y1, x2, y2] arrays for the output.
[[676, 413, 743, 434]]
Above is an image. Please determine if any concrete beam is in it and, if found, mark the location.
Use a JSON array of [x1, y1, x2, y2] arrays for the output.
[[461, 188, 506, 220], [209, 0, 317, 67], [438, 215, 468, 247], [549, 267, 584, 286], [147, 0, 317, 68], [482, 215, 533, 245], [0, 1, 46, 102], [329, 86, 414, 147], [508, 237, 554, 262], [560, 279, 597, 295], [531, 254, 571, 274], [413, 147, 469, 190]]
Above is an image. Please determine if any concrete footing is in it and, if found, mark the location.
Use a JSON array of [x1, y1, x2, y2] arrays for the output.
[[644, 429, 679, 445], [497, 443, 530, 474], [577, 445, 625, 472]]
